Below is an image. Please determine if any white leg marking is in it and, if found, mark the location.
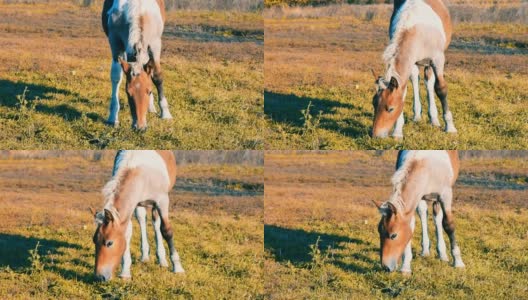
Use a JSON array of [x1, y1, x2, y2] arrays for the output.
[[410, 65, 422, 122], [444, 110, 457, 133], [152, 211, 169, 267], [108, 60, 122, 126], [135, 207, 150, 262], [159, 96, 173, 119], [425, 71, 440, 127], [120, 220, 133, 278], [148, 93, 157, 113], [452, 245, 465, 268], [434, 205, 449, 261], [392, 88, 407, 139], [171, 250, 185, 273], [416, 200, 430, 256], [400, 215, 415, 273]]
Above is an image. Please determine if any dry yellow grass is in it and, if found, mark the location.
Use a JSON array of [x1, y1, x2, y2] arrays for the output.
[[0, 152, 264, 298], [264, 151, 528, 298]]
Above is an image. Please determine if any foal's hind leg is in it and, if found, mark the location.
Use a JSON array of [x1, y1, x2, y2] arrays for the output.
[[152, 207, 169, 267], [135, 206, 150, 262], [150, 41, 173, 120], [439, 189, 465, 268], [416, 200, 430, 256], [410, 64, 422, 122], [424, 66, 441, 127], [157, 194, 184, 273], [431, 55, 457, 133]]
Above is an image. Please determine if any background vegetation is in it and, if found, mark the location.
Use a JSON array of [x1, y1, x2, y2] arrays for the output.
[[264, 151, 528, 298], [0, 2, 263, 149], [264, 2, 528, 149], [0, 151, 264, 298]]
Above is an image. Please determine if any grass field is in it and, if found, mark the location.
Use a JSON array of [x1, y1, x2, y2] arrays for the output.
[[0, 3, 264, 149], [0, 153, 264, 298], [264, 4, 528, 149], [264, 151, 528, 298]]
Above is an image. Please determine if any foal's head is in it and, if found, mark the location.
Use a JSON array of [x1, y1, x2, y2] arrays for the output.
[[371, 74, 405, 138], [374, 201, 412, 272], [119, 57, 154, 131], [92, 208, 127, 282]]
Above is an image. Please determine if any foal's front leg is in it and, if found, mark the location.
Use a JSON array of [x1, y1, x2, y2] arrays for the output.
[[400, 214, 415, 274], [416, 200, 430, 256], [108, 58, 123, 126], [410, 64, 422, 122], [119, 220, 133, 278], [135, 206, 150, 262], [150, 40, 173, 120], [392, 86, 407, 139]]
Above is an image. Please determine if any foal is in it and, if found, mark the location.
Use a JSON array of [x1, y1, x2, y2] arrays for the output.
[[371, 0, 457, 138], [374, 150, 465, 273], [102, 0, 173, 130], [93, 150, 184, 281]]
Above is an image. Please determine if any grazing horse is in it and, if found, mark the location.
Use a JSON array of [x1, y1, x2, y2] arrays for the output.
[[102, 0, 173, 130], [371, 0, 456, 138], [374, 150, 465, 273], [92, 150, 184, 282]]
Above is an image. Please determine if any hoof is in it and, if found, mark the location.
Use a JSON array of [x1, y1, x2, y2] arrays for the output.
[[431, 119, 441, 127], [119, 274, 131, 280], [421, 251, 430, 257], [400, 269, 412, 276], [105, 121, 119, 128], [148, 107, 157, 113], [454, 261, 466, 268], [140, 257, 150, 263], [392, 134, 403, 141], [159, 259, 169, 268], [413, 116, 422, 122], [439, 255, 449, 262], [446, 127, 458, 134], [173, 265, 185, 273], [161, 113, 173, 120]]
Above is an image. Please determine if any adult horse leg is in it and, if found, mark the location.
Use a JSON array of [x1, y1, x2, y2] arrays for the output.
[[400, 214, 415, 274], [432, 55, 457, 133], [119, 220, 133, 278], [416, 200, 430, 256], [135, 206, 150, 262], [433, 201, 449, 261], [152, 207, 169, 267], [156, 194, 184, 273], [410, 64, 422, 122], [150, 41, 173, 120], [392, 86, 407, 139], [439, 188, 465, 268], [108, 45, 124, 126], [424, 66, 441, 127]]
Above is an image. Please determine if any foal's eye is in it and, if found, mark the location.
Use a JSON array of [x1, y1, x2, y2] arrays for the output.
[[148, 90, 153, 95], [387, 106, 395, 113], [390, 233, 398, 240], [105, 241, 114, 248]]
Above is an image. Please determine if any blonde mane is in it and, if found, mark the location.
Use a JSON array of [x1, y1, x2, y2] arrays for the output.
[[386, 153, 419, 212], [99, 152, 134, 221]]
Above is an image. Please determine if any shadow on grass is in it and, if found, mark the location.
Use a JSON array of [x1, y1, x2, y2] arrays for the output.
[[0, 233, 82, 270], [264, 90, 372, 138], [0, 79, 104, 123], [265, 224, 377, 274]]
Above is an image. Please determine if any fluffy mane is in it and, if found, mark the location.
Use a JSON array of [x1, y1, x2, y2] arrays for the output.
[[383, 152, 418, 212], [382, 0, 446, 82], [125, 0, 150, 73], [99, 152, 134, 221]]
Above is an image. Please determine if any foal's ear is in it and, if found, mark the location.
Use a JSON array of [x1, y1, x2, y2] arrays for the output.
[[103, 208, 114, 223], [144, 57, 155, 77], [118, 57, 131, 74], [89, 206, 97, 217], [370, 69, 379, 82], [388, 76, 399, 91], [371, 200, 383, 208], [378, 202, 397, 217]]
